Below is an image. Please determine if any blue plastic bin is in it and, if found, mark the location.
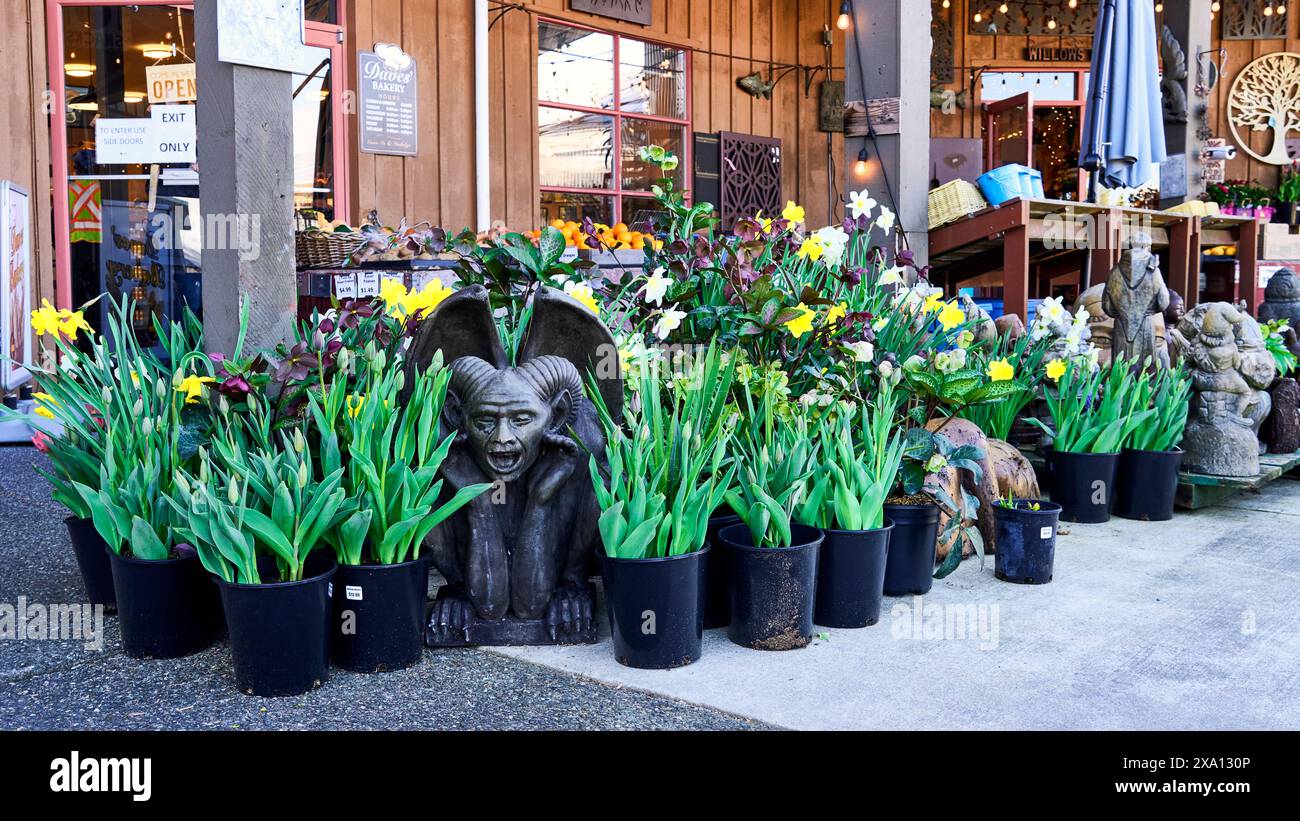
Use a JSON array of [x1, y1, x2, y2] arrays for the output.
[[977, 164, 1029, 206], [1020, 167, 1045, 198]]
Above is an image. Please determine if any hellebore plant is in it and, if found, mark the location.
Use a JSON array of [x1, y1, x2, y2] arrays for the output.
[[796, 381, 905, 532], [310, 347, 493, 567], [587, 342, 738, 560], [894, 425, 989, 579]]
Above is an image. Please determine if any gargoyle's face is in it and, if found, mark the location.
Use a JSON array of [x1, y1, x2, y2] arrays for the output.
[[463, 372, 553, 483]]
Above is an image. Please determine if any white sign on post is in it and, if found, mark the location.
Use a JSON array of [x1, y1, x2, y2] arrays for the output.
[[217, 0, 319, 73], [95, 105, 196, 164]]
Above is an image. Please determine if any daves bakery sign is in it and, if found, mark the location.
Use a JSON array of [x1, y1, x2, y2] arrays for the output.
[[358, 43, 418, 156]]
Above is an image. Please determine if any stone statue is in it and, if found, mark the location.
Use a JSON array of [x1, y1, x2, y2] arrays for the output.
[[1169, 302, 1277, 477], [406, 285, 623, 646], [1257, 268, 1300, 330], [958, 295, 997, 345], [1263, 378, 1300, 454], [1164, 289, 1186, 330], [1102, 233, 1171, 369], [1074, 283, 1168, 368]]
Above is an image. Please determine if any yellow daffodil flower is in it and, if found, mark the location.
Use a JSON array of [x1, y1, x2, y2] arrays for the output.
[[58, 310, 92, 340], [1046, 359, 1068, 382], [564, 281, 600, 315], [986, 359, 1014, 382], [175, 374, 215, 404], [399, 279, 453, 320], [784, 303, 816, 339], [782, 200, 806, 224], [32, 391, 59, 419], [923, 292, 945, 314], [754, 210, 774, 234], [825, 302, 847, 326], [937, 300, 966, 332], [31, 300, 64, 337], [796, 236, 824, 262]]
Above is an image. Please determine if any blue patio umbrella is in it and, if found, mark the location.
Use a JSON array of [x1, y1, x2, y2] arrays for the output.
[[1081, 0, 1167, 198]]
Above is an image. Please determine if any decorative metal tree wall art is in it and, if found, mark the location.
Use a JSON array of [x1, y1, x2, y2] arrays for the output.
[[1228, 52, 1300, 165], [967, 0, 1096, 37], [1222, 0, 1290, 40], [719, 131, 782, 233]]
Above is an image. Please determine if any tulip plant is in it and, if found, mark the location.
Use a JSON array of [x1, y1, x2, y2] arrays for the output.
[[587, 342, 738, 559], [796, 382, 905, 532], [1123, 363, 1193, 453], [309, 346, 493, 566], [1031, 355, 1156, 454]]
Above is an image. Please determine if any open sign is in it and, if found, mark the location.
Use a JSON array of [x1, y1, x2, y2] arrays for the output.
[[146, 63, 197, 103]]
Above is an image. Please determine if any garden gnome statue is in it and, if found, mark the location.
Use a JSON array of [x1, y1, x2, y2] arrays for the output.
[[1169, 302, 1277, 477], [405, 285, 623, 646], [1257, 267, 1300, 330], [1102, 233, 1170, 369]]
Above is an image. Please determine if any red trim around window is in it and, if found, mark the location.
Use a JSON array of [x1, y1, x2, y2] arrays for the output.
[[537, 17, 691, 226]]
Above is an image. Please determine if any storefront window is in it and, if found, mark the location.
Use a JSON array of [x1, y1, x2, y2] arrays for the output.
[[292, 47, 338, 220], [538, 20, 690, 227]]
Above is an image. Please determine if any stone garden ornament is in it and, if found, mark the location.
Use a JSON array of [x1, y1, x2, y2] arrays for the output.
[[1102, 233, 1171, 369], [1257, 267, 1300, 330], [1170, 302, 1277, 477], [405, 285, 623, 646]]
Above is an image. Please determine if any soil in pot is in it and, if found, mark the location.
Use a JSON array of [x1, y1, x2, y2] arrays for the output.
[[1113, 448, 1183, 522], [718, 522, 821, 651], [66, 516, 116, 611], [601, 548, 707, 669], [881, 503, 939, 596], [217, 553, 336, 697], [1048, 449, 1118, 523], [332, 554, 430, 673], [107, 547, 221, 659], [703, 512, 740, 628], [814, 520, 893, 628], [993, 501, 1061, 584]]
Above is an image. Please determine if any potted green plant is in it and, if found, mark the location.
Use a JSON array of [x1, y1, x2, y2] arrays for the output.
[[1275, 162, 1300, 226], [314, 346, 491, 673], [718, 382, 822, 651], [170, 392, 356, 697], [587, 342, 737, 668], [1113, 364, 1192, 522], [992, 494, 1061, 584], [1031, 356, 1154, 523], [64, 300, 222, 659], [796, 382, 904, 628]]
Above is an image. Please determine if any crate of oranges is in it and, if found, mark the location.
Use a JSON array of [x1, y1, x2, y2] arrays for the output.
[[523, 220, 663, 253]]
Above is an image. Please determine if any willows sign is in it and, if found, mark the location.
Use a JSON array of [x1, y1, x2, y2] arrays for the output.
[[571, 0, 652, 26]]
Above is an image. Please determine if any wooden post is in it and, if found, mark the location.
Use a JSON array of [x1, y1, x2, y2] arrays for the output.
[[1187, 216, 1202, 308], [1168, 216, 1194, 307], [194, 0, 298, 355], [1159, 0, 1214, 208], [1238, 219, 1260, 313], [844, 0, 931, 261]]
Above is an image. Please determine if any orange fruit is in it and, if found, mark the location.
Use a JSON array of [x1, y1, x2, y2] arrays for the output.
[[612, 222, 629, 235], [549, 219, 565, 230], [631, 237, 645, 250]]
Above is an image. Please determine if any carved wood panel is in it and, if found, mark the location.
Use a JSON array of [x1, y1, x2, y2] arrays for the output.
[[719, 131, 782, 232], [967, 0, 1097, 37], [1222, 0, 1290, 40], [932, 0, 954, 84]]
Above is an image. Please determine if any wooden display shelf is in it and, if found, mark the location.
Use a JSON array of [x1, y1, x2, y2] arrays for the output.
[[1175, 451, 1300, 510]]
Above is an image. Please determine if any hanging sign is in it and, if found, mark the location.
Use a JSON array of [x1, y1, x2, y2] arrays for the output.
[[217, 0, 319, 73], [96, 105, 196, 164], [1024, 46, 1092, 62], [146, 63, 197, 103], [571, 0, 652, 26], [358, 44, 418, 156]]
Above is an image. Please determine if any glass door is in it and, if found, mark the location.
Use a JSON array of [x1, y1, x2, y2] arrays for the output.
[[983, 91, 1034, 170]]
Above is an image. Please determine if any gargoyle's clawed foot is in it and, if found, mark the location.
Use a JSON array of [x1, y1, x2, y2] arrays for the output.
[[428, 589, 476, 643], [545, 584, 593, 642]]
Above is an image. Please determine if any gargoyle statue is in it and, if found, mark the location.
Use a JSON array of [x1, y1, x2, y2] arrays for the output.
[[405, 284, 623, 646]]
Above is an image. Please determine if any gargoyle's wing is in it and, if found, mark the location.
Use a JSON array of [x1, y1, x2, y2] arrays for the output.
[[519, 286, 623, 422], [407, 284, 508, 373]]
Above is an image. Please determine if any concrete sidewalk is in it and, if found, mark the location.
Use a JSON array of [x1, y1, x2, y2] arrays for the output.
[[494, 481, 1300, 730]]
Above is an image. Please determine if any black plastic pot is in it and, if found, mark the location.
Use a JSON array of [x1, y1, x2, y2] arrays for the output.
[[993, 501, 1061, 584], [107, 548, 221, 659], [216, 554, 336, 697], [1113, 448, 1183, 522], [718, 522, 821, 651], [881, 503, 939, 596], [1049, 450, 1118, 523], [65, 516, 116, 611], [814, 520, 894, 628], [703, 512, 740, 628], [331, 555, 429, 673], [601, 548, 707, 669]]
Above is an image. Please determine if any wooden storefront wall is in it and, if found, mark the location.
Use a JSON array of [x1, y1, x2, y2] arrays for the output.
[[930, 0, 1300, 190], [2, 0, 55, 322], [347, 0, 846, 233]]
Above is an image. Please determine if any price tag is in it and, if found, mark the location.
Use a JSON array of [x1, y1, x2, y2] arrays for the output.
[[346, 585, 363, 601], [380, 271, 404, 291], [1040, 526, 1053, 540], [334, 272, 357, 299], [358, 271, 380, 297]]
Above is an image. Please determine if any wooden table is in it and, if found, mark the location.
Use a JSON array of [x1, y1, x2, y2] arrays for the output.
[[1195, 214, 1260, 312], [928, 197, 1203, 319]]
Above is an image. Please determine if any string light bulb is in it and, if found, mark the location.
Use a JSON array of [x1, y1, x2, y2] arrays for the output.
[[942, 0, 950, 7], [1155, 2, 1163, 11], [999, 2, 1008, 12], [1211, 1, 1221, 11], [855, 146, 870, 177], [836, 0, 851, 31], [1047, 18, 1057, 30], [974, 11, 983, 23]]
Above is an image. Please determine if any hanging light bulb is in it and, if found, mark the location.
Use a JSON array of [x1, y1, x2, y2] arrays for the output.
[[942, 0, 950, 7], [1155, 1, 1163, 10], [974, 11, 983, 23], [836, 1, 851, 31], [1265, 4, 1273, 15], [855, 146, 870, 177], [1069, 0, 1078, 7], [1047, 18, 1057, 30], [1211, 1, 1221, 11], [999, 2, 1008, 12], [1280, 3, 1288, 15]]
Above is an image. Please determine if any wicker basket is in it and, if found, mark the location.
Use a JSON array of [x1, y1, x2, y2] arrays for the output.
[[928, 179, 988, 230], [295, 229, 367, 269]]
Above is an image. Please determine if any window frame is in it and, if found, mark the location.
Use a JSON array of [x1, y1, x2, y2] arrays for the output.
[[536, 17, 692, 226]]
